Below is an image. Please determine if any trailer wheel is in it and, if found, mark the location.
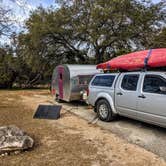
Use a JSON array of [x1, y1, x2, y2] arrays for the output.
[[96, 99, 115, 122], [55, 95, 63, 103], [57, 99, 63, 103]]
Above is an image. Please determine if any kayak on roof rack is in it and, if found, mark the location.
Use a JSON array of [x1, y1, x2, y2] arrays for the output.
[[97, 48, 166, 71]]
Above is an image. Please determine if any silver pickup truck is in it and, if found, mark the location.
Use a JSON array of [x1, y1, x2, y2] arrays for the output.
[[88, 71, 166, 127]]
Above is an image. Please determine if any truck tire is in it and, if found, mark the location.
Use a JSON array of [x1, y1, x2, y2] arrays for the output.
[[96, 99, 115, 122]]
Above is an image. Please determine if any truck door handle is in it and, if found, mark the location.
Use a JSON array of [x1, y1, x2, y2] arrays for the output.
[[117, 92, 123, 96], [138, 94, 146, 99]]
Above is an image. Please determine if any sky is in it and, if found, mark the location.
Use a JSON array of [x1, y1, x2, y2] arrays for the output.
[[1, 0, 55, 27], [1, 0, 162, 26], [0, 0, 56, 44]]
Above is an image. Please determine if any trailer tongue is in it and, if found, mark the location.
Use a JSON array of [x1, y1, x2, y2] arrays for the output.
[[97, 48, 166, 71]]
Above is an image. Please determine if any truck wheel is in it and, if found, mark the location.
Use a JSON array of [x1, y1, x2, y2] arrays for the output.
[[96, 99, 115, 122]]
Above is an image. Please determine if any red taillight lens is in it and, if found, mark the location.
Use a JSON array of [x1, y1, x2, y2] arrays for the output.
[[87, 88, 89, 96]]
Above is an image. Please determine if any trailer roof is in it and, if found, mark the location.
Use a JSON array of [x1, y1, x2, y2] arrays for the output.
[[59, 64, 102, 77]]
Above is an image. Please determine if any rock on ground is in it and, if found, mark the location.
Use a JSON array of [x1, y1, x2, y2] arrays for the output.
[[0, 125, 34, 154]]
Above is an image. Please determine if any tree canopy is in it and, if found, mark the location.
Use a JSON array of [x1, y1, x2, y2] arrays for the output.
[[150, 27, 166, 48]]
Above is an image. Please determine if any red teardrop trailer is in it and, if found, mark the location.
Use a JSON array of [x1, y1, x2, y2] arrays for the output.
[[51, 64, 101, 102]]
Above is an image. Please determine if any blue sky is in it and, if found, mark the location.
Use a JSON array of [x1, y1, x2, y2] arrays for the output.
[[1, 0, 55, 24], [0, 0, 56, 44], [27, 0, 54, 8], [1, 0, 161, 24], [1, 0, 162, 25]]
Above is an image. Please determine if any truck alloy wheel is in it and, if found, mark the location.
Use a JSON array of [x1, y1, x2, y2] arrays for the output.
[[98, 104, 109, 119], [96, 99, 115, 122]]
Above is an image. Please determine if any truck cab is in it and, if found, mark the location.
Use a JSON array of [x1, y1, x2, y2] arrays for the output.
[[88, 71, 166, 127]]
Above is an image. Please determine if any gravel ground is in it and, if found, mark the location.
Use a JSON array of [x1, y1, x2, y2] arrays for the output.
[[62, 100, 166, 160], [0, 90, 165, 166]]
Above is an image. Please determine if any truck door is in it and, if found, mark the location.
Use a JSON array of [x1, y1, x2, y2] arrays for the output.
[[137, 74, 166, 124], [115, 73, 140, 118]]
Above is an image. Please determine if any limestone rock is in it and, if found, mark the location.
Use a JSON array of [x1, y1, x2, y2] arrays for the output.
[[0, 125, 34, 154]]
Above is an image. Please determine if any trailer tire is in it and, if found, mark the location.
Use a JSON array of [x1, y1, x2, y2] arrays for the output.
[[55, 95, 63, 103], [57, 98, 63, 103], [96, 99, 115, 122]]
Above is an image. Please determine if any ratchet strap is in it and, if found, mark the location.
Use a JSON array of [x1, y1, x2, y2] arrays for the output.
[[106, 63, 111, 70], [144, 49, 152, 68]]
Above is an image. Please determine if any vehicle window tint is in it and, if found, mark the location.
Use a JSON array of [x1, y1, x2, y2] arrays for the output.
[[143, 75, 166, 95], [121, 75, 139, 91], [91, 75, 115, 87]]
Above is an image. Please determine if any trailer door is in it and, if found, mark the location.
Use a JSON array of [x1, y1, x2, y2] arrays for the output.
[[58, 67, 64, 99]]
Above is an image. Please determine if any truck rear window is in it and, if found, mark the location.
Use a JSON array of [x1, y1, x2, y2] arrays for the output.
[[91, 75, 115, 87]]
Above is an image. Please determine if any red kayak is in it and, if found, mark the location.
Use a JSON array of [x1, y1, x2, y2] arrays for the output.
[[97, 48, 166, 71]]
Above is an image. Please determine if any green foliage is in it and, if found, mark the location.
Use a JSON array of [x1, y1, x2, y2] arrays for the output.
[[70, 0, 165, 63], [150, 28, 166, 48], [0, 47, 17, 88]]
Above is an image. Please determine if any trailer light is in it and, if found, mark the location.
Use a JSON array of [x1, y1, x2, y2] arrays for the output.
[[83, 91, 88, 100], [52, 88, 56, 95], [86, 88, 89, 96]]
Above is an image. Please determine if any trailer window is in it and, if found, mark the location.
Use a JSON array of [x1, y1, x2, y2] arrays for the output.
[[79, 75, 93, 85], [91, 75, 115, 87]]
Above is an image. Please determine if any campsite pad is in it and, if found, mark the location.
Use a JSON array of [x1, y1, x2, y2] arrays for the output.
[[33, 105, 62, 120]]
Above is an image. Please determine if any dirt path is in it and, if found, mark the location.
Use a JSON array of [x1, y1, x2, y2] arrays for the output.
[[0, 90, 165, 166]]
